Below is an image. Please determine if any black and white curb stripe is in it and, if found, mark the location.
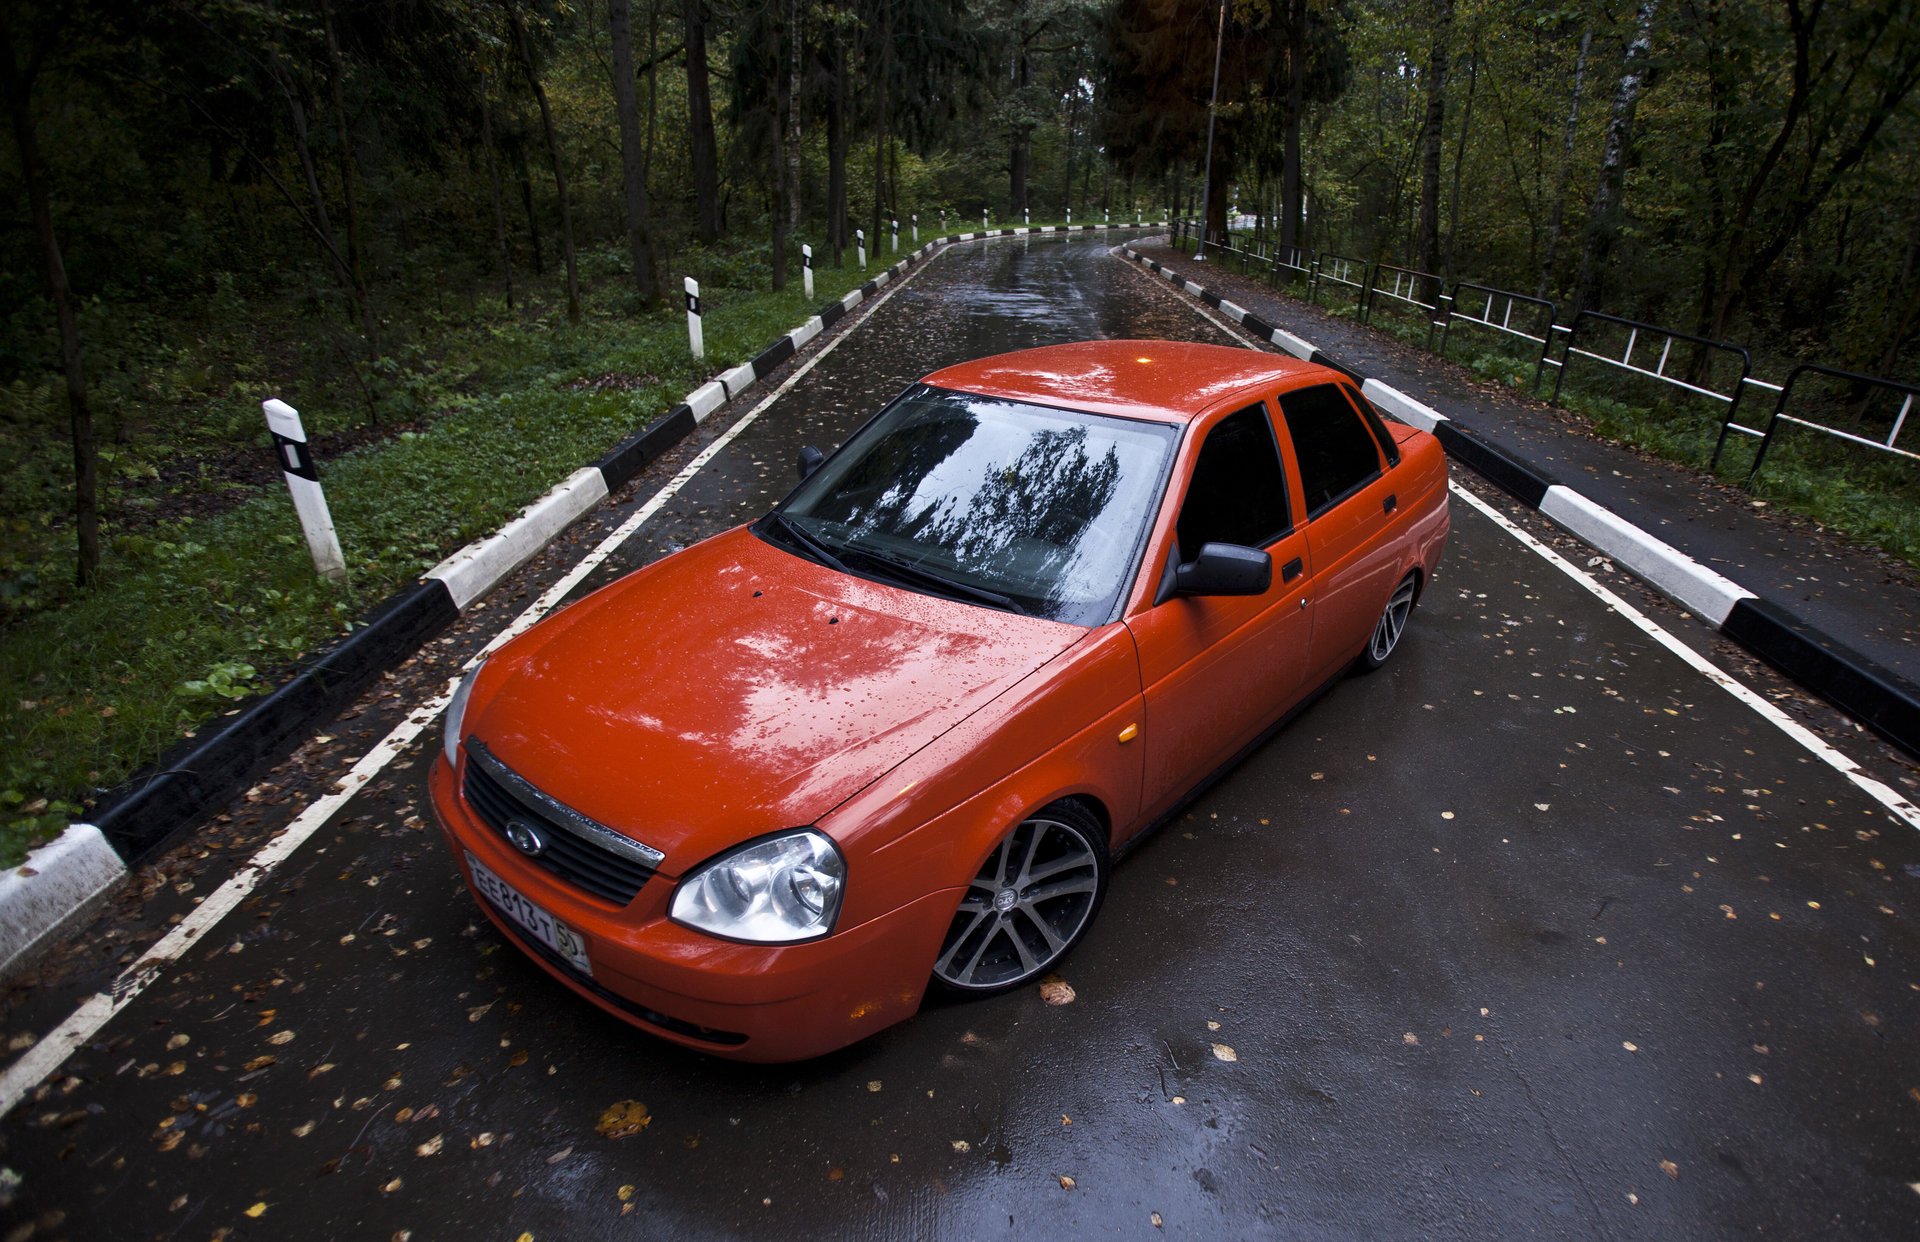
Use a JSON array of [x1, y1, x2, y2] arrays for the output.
[[1119, 245, 1920, 761], [0, 222, 1171, 976]]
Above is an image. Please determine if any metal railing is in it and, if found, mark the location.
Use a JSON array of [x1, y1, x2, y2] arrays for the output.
[[1740, 364, 1920, 483], [1152, 218, 1914, 495], [1310, 252, 1369, 310], [1435, 283, 1560, 388], [1269, 243, 1313, 288], [1361, 263, 1442, 332], [1550, 311, 1754, 436]]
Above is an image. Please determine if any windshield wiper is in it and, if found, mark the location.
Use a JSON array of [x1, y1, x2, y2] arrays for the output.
[[761, 511, 848, 574], [838, 546, 1024, 614]]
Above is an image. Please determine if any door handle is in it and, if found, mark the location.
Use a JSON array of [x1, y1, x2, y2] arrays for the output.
[[1282, 557, 1303, 582], [1383, 493, 1398, 515]]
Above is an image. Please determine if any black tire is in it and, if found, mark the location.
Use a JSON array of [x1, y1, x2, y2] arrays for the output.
[[930, 800, 1110, 996], [1358, 571, 1420, 671]]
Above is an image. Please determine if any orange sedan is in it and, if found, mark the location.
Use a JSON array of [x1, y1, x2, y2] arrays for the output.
[[429, 340, 1450, 1061]]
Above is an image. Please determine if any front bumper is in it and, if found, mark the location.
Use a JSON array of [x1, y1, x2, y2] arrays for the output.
[[428, 755, 956, 1062]]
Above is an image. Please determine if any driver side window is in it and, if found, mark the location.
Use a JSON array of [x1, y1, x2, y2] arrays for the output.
[[1174, 403, 1291, 562]]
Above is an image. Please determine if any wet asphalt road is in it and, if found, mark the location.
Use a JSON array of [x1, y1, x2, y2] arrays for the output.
[[2, 236, 1918, 1240]]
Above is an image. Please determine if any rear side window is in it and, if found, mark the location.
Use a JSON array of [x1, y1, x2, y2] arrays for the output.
[[1280, 384, 1385, 517], [1175, 403, 1290, 561]]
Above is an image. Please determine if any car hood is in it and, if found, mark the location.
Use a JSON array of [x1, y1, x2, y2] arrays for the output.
[[466, 525, 1086, 873]]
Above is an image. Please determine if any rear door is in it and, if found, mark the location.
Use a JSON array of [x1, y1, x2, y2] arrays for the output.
[[1127, 401, 1314, 821], [1276, 383, 1404, 682]]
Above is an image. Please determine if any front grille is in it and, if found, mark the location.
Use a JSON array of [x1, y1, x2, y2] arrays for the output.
[[462, 740, 660, 906]]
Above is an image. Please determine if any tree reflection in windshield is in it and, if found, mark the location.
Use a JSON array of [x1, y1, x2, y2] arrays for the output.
[[780, 387, 1176, 625]]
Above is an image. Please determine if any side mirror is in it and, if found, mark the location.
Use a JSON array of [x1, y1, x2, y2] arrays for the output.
[[1173, 543, 1272, 598], [796, 445, 825, 481]]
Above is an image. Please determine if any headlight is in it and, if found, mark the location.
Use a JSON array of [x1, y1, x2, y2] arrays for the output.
[[670, 830, 845, 943], [442, 660, 485, 767]]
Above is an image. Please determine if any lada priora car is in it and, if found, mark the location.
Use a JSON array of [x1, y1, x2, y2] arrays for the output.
[[429, 339, 1450, 1061]]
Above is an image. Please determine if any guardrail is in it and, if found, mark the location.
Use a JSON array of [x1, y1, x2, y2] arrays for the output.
[[1435, 283, 1559, 387], [1310, 252, 1370, 310], [1361, 263, 1442, 334], [1157, 221, 1913, 493], [1550, 311, 1754, 438], [1740, 364, 1920, 483]]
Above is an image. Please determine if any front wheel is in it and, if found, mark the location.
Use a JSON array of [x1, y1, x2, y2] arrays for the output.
[[931, 802, 1109, 995], [1359, 571, 1420, 670]]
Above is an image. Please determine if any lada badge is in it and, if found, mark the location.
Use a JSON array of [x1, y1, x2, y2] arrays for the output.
[[505, 818, 547, 858]]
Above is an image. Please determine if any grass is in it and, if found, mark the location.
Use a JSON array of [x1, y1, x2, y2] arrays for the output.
[[0, 243, 877, 867]]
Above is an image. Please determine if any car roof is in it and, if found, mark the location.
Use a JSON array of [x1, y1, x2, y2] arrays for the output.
[[920, 340, 1330, 425]]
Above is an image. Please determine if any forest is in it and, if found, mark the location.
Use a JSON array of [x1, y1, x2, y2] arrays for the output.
[[2, 0, 1918, 856]]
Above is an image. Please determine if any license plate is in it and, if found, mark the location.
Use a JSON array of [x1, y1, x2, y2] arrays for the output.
[[466, 851, 592, 977]]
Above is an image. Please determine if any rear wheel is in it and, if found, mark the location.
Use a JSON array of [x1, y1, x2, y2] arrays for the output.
[[1359, 572, 1420, 670], [931, 802, 1109, 995]]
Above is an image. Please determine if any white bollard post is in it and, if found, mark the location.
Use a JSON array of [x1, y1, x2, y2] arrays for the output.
[[856, 229, 866, 269], [802, 244, 814, 299], [1066, 207, 1072, 226], [1024, 209, 1030, 226], [1105, 208, 1110, 224], [684, 276, 704, 359], [891, 218, 898, 252], [912, 213, 918, 243], [262, 399, 346, 582], [1137, 208, 1142, 224], [982, 210, 988, 232]]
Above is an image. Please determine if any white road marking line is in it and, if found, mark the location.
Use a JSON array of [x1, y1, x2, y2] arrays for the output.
[[1451, 480, 1920, 831], [0, 255, 936, 1120]]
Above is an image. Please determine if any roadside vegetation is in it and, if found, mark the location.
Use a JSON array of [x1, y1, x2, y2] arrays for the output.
[[5, 0, 1917, 865]]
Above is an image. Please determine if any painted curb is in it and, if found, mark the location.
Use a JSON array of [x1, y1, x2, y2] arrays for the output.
[[0, 825, 126, 977], [1117, 244, 1920, 759], [4, 223, 1174, 979]]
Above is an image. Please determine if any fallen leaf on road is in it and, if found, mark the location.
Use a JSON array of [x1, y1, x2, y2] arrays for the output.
[[245, 1202, 267, 1218], [167, 1034, 190, 1051], [267, 1030, 295, 1046], [1659, 1159, 1679, 1180], [546, 1146, 573, 1165], [1058, 1175, 1076, 1190], [596, 1101, 651, 1139], [1211, 1043, 1237, 1062], [415, 1135, 443, 1157], [1038, 975, 1075, 1005]]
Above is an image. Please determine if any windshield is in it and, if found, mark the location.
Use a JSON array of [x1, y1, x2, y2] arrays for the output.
[[768, 386, 1178, 625]]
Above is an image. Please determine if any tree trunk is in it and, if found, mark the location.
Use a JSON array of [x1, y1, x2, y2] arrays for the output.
[[683, 0, 721, 243], [479, 85, 516, 309], [1574, 0, 1657, 317], [1280, 0, 1305, 250], [827, 28, 846, 262], [1010, 42, 1030, 213], [3, 47, 99, 586], [510, 4, 581, 323], [1417, 0, 1453, 279], [317, 0, 364, 294], [1537, 26, 1590, 300], [1443, 39, 1478, 284], [770, 0, 788, 291], [609, 0, 658, 305], [870, 0, 891, 246], [513, 139, 546, 275], [785, 0, 802, 233]]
